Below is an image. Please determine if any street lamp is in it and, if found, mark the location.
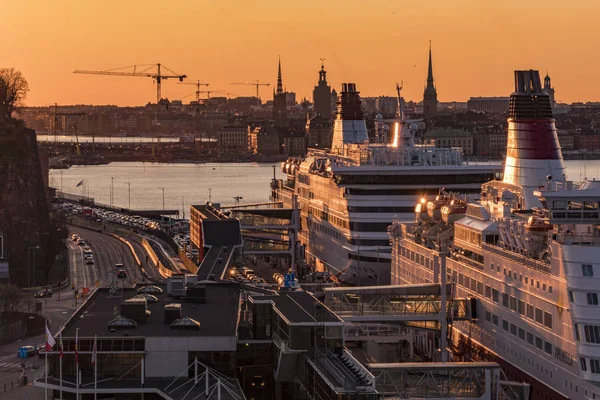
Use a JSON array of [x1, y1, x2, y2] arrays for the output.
[[110, 177, 114, 207], [160, 187, 165, 211], [27, 246, 40, 313]]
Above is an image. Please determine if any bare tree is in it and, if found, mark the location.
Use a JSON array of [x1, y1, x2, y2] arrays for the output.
[[0, 68, 29, 121]]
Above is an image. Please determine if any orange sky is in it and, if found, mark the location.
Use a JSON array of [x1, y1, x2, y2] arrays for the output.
[[3, 0, 599, 106]]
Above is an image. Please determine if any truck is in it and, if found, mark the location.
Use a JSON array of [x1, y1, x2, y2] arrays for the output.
[[82, 207, 93, 218]]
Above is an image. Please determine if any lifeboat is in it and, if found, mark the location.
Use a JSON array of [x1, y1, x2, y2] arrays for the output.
[[525, 216, 552, 232], [427, 195, 451, 220], [415, 199, 431, 221], [441, 200, 468, 224]]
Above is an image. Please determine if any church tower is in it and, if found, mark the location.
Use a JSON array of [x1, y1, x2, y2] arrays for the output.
[[312, 61, 332, 120], [423, 41, 438, 116], [542, 72, 556, 108], [273, 57, 288, 122]]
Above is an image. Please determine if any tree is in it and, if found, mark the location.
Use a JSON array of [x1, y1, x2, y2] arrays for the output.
[[0, 68, 29, 122], [0, 283, 25, 312]]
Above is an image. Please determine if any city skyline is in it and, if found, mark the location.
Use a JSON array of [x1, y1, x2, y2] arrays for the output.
[[4, 0, 599, 106]]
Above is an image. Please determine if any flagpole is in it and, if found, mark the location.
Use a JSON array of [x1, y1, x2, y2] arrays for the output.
[[94, 335, 97, 400], [75, 328, 79, 392], [59, 331, 63, 400], [45, 321, 48, 400]]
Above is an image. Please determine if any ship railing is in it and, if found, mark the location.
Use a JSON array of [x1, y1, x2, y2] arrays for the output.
[[481, 243, 551, 274], [552, 231, 600, 246], [450, 252, 484, 271]]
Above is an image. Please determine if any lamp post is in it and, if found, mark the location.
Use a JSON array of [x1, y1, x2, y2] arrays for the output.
[[27, 246, 40, 313], [110, 177, 114, 207], [126, 182, 131, 210], [160, 187, 165, 211]]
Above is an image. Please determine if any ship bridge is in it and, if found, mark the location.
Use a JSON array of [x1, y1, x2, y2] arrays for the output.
[[323, 283, 474, 323]]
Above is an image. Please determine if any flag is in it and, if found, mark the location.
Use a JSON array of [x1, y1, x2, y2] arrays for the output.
[[75, 328, 79, 364], [59, 331, 63, 358], [91, 336, 97, 365], [45, 324, 56, 351], [76, 180, 84, 187]]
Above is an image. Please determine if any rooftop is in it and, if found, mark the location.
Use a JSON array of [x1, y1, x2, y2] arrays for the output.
[[252, 290, 342, 325], [62, 283, 241, 338]]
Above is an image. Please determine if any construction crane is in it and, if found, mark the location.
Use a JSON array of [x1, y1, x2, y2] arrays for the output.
[[230, 80, 270, 105], [73, 64, 187, 104], [51, 103, 86, 155], [177, 80, 209, 101]]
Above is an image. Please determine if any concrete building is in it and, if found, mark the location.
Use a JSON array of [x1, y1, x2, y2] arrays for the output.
[[467, 97, 510, 114], [426, 128, 473, 155], [423, 43, 438, 116], [217, 125, 249, 153], [312, 62, 332, 120]]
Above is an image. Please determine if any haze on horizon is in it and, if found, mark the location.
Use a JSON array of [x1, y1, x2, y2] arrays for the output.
[[3, 0, 599, 107]]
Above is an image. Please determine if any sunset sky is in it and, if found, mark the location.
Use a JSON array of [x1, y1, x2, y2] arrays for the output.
[[3, 0, 599, 106]]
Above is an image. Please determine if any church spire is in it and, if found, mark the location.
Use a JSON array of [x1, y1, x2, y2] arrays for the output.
[[276, 56, 283, 94], [427, 40, 434, 87]]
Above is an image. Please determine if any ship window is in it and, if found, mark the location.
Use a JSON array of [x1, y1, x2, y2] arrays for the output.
[[485, 285, 491, 299], [497, 265, 500, 272], [545, 341, 553, 355], [553, 200, 567, 210], [527, 304, 534, 319], [581, 357, 588, 372], [471, 279, 477, 292], [591, 359, 600, 374], [458, 274, 464, 286], [544, 312, 553, 329], [535, 336, 543, 350], [549, 286, 553, 294], [525, 276, 528, 284], [584, 201, 598, 210], [527, 332, 534, 345], [543, 283, 546, 291], [510, 323, 517, 336], [502, 293, 509, 307], [503, 268, 507, 275], [490, 262, 494, 271], [502, 320, 509, 332], [477, 282, 483, 295], [587, 293, 598, 305], [510, 296, 517, 311], [535, 307, 543, 324], [465, 276, 470, 289], [492, 289, 499, 303], [531, 279, 534, 286], [585, 325, 600, 343], [492, 314, 499, 326], [518, 327, 525, 340], [536, 281, 540, 289], [569, 290, 574, 302], [575, 324, 581, 341], [518, 300, 525, 315], [485, 311, 491, 322], [583, 264, 594, 277]]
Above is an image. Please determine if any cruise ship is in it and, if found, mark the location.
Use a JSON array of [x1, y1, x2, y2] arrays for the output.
[[390, 70, 600, 400], [271, 82, 501, 285]]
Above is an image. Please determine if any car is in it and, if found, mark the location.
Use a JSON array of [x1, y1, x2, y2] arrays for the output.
[[251, 376, 265, 389], [72, 235, 80, 242], [34, 288, 52, 298], [117, 270, 127, 278], [77, 239, 85, 246], [86, 258, 94, 265], [17, 345, 37, 358]]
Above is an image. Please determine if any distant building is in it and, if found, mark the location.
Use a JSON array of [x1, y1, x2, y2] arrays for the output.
[[558, 130, 574, 151], [282, 133, 306, 156], [575, 133, 600, 150], [312, 62, 332, 120], [375, 97, 398, 117], [272, 58, 288, 123], [473, 130, 507, 158], [423, 43, 438, 116], [543, 73, 556, 108], [285, 92, 296, 107], [249, 126, 280, 156], [467, 97, 510, 114], [426, 128, 473, 155], [217, 125, 249, 153], [361, 97, 377, 114], [306, 114, 332, 149]]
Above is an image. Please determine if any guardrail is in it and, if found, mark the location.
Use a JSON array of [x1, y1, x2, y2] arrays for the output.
[[140, 237, 173, 278]]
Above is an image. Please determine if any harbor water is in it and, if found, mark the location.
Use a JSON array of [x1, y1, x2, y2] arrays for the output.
[[50, 160, 600, 217]]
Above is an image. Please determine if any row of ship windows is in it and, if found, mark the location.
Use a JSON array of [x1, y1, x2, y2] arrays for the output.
[[485, 311, 572, 370], [573, 323, 600, 345], [490, 262, 553, 294], [569, 291, 599, 305], [307, 220, 390, 247], [400, 249, 554, 330]]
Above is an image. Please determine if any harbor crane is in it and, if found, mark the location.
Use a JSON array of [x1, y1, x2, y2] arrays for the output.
[[177, 79, 209, 101], [73, 63, 187, 104], [230, 80, 270, 105]]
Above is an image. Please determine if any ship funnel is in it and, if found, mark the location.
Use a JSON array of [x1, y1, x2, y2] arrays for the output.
[[502, 70, 565, 208], [331, 82, 368, 154]]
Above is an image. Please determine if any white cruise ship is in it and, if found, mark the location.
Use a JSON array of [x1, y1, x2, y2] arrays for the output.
[[390, 70, 600, 400], [271, 82, 500, 285]]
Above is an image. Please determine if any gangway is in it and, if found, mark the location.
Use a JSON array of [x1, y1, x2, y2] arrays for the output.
[[323, 283, 473, 323]]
